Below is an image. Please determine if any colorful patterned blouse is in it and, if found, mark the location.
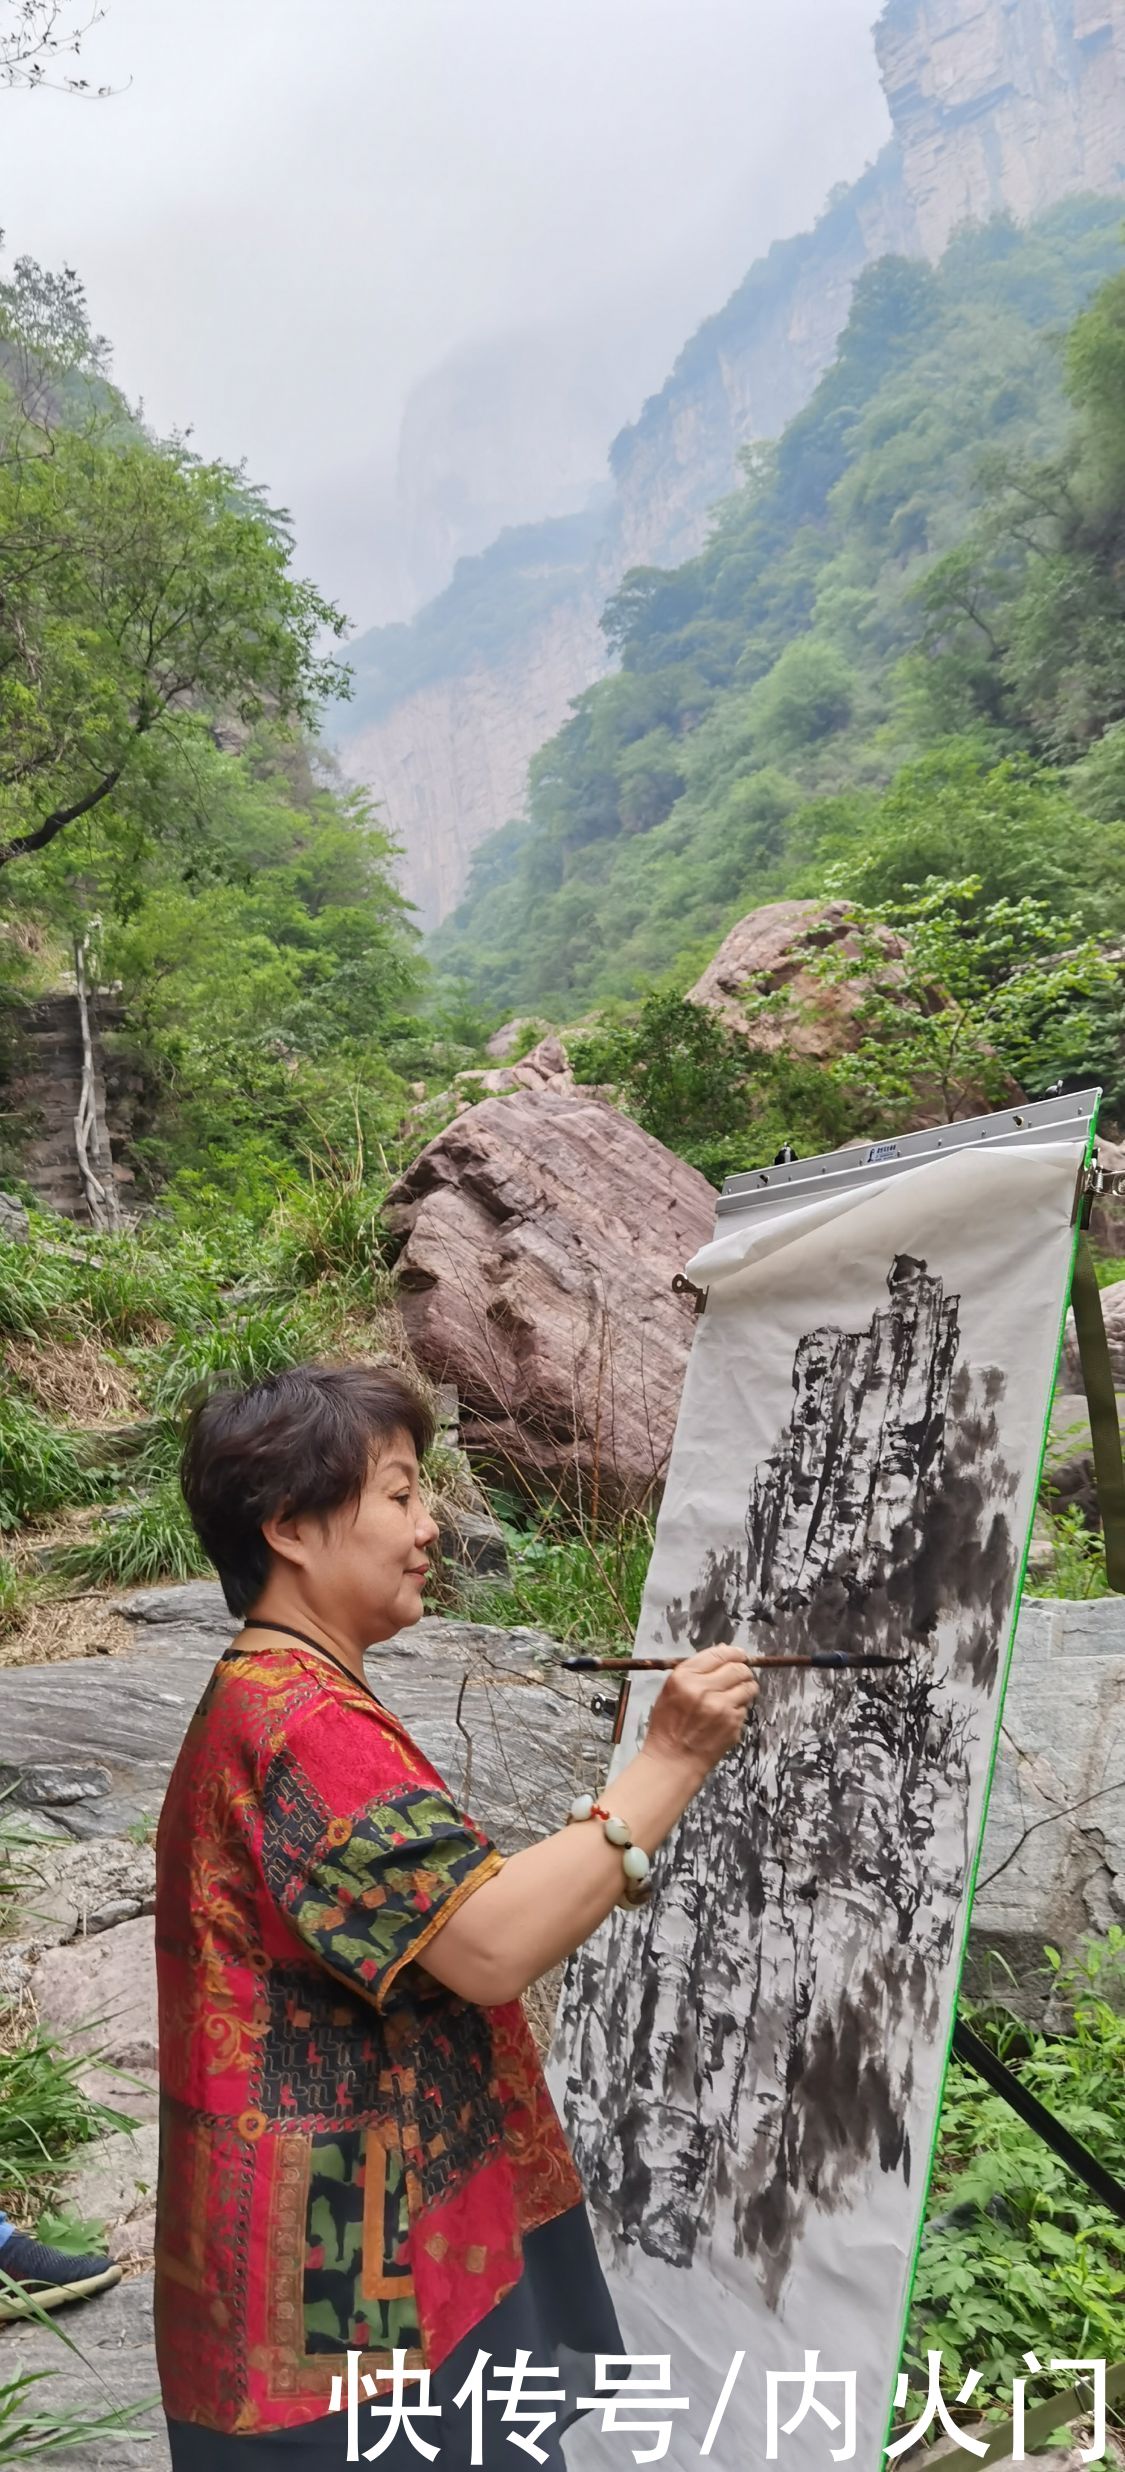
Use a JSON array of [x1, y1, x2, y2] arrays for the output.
[[153, 1638, 583, 2438]]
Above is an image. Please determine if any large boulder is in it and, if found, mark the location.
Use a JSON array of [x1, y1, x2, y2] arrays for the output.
[[686, 897, 904, 1057], [687, 896, 1020, 1124], [386, 1088, 715, 1504], [458, 1031, 575, 1104]]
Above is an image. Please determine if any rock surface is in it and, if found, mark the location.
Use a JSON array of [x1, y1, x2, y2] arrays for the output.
[[0, 1586, 609, 1844], [386, 1087, 715, 1503], [65, 2120, 160, 2264], [686, 897, 903, 1058], [458, 1030, 575, 1104], [686, 896, 1020, 1124], [31, 1914, 160, 2073], [4, 1831, 155, 1949], [332, 0, 1125, 931], [963, 1596, 1125, 2016], [486, 1017, 543, 1061], [0, 2274, 167, 2469], [0, 1188, 29, 1241], [409, 1031, 579, 1142]]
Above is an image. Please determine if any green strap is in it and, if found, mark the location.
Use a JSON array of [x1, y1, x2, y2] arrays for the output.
[[1070, 1232, 1125, 1592]]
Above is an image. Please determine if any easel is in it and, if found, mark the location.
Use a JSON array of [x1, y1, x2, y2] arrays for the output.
[[636, 1089, 1125, 2456]]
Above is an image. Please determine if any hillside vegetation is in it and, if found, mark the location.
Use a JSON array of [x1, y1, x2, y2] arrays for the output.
[[433, 201, 1125, 1019], [0, 252, 478, 1220]]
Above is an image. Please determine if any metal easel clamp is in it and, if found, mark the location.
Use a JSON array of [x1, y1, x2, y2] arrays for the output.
[[672, 1273, 708, 1315]]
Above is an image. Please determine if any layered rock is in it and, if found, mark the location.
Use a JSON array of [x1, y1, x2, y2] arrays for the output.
[[333, 0, 1125, 925], [877, 0, 1125, 255], [686, 897, 906, 1059], [341, 577, 608, 934], [687, 895, 1018, 1124], [385, 1088, 716, 1503]]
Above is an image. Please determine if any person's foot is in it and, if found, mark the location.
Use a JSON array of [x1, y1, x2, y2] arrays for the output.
[[0, 2233, 122, 2319]]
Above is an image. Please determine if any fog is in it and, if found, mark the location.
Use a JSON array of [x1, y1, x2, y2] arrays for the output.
[[2, 1, 891, 627]]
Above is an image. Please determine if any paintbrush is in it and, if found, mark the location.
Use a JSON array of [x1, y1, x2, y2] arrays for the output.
[[561, 1652, 908, 1674]]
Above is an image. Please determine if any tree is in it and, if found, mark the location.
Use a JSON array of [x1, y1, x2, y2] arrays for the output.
[[818, 879, 1118, 1125], [1, 1, 111, 93], [0, 420, 346, 873], [821, 745, 1125, 931], [569, 992, 851, 1185]]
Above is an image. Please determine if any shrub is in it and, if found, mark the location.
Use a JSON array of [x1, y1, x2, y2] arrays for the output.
[[905, 1933, 1125, 2421]]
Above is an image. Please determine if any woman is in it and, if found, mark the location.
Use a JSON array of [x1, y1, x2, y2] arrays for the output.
[[156, 1361, 757, 2467]]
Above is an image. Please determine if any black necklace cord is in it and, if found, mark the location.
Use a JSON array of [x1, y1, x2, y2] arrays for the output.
[[229, 1617, 380, 1702]]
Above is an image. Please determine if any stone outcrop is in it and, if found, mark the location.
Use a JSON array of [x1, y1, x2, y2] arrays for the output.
[[877, 0, 1125, 257], [402, 1033, 577, 1152], [686, 897, 907, 1058], [333, 0, 1125, 924], [340, 581, 608, 934], [385, 1088, 716, 1503], [0, 1190, 28, 1241], [4, 993, 124, 1220], [461, 1031, 575, 1104], [687, 895, 1017, 1123]]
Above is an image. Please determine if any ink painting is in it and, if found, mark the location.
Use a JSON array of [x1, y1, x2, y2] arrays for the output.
[[552, 1138, 1085, 2470]]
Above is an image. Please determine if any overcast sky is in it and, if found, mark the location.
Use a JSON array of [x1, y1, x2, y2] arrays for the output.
[[3, 1, 891, 629]]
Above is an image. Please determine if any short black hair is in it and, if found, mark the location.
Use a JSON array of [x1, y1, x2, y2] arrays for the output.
[[179, 1361, 435, 1617]]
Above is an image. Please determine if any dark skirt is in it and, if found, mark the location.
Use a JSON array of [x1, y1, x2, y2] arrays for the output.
[[166, 2202, 619, 2469]]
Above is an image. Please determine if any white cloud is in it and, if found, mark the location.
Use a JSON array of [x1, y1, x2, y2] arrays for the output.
[[1, 0, 890, 623]]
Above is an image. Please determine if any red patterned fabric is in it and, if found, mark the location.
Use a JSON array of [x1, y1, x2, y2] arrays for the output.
[[153, 1640, 583, 2437]]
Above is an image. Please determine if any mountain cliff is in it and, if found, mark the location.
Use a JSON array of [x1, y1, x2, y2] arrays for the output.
[[331, 0, 1125, 931]]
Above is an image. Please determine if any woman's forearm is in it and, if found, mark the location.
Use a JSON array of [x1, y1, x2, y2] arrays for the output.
[[418, 1740, 711, 2007]]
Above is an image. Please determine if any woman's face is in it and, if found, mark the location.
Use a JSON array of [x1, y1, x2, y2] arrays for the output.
[[282, 1433, 440, 1644]]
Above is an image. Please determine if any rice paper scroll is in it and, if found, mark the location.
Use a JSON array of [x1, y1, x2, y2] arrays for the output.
[[551, 1136, 1087, 2469]]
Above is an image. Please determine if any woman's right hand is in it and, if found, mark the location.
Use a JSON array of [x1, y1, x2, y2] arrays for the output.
[[643, 1642, 759, 1780], [420, 1640, 761, 2008]]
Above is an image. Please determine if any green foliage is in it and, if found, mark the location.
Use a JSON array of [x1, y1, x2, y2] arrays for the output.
[[141, 1299, 331, 1423], [471, 1502, 655, 1650], [1028, 1509, 1113, 1602], [0, 1549, 27, 1629], [0, 1174, 406, 1589], [571, 991, 852, 1183], [0, 247, 437, 1206], [906, 1934, 1125, 2415], [818, 744, 1122, 923], [0, 252, 345, 880], [0, 1384, 104, 1529], [0, 2369, 149, 2465], [56, 1476, 209, 1589], [0, 1234, 78, 1340], [819, 877, 1118, 1126], [0, 2021, 127, 2212], [435, 202, 1125, 1013]]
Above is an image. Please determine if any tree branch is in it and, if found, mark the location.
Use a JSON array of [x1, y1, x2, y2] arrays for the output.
[[0, 758, 123, 864]]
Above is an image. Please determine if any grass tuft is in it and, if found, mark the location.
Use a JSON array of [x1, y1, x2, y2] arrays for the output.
[[0, 1387, 108, 1532], [52, 1478, 208, 1590]]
